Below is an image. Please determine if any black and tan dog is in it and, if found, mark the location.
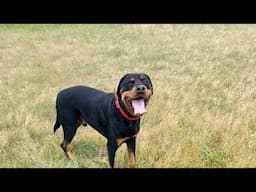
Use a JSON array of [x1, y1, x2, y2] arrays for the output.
[[53, 73, 153, 168]]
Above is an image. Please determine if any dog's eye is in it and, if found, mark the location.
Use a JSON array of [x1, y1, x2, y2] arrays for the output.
[[129, 79, 135, 85], [141, 77, 148, 83]]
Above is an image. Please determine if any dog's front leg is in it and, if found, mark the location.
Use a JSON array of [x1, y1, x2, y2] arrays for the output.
[[107, 140, 118, 168], [126, 138, 136, 168]]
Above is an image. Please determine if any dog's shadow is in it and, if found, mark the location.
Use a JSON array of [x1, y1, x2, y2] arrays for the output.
[[71, 138, 108, 167]]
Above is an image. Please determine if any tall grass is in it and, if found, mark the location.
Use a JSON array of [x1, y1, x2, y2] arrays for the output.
[[0, 24, 256, 167]]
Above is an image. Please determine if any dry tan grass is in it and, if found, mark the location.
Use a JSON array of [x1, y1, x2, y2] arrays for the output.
[[1, 24, 256, 167]]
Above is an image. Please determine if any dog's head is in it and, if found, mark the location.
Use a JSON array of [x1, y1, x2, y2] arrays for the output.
[[117, 73, 153, 117]]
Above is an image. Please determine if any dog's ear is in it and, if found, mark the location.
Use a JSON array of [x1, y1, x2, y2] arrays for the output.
[[117, 73, 129, 95], [143, 73, 153, 95]]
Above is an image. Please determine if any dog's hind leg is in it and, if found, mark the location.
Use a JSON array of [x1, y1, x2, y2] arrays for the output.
[[76, 116, 87, 128], [61, 125, 78, 160], [60, 112, 78, 160], [61, 139, 74, 160]]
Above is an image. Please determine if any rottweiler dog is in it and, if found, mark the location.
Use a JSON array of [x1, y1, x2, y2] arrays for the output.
[[53, 73, 153, 168]]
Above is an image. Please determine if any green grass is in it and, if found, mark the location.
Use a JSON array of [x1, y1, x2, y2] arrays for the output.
[[1, 24, 256, 167]]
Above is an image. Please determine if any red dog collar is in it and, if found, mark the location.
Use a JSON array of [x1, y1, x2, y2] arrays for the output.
[[114, 91, 140, 121]]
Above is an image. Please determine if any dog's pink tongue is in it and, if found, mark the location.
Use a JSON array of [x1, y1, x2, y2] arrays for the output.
[[132, 99, 146, 115]]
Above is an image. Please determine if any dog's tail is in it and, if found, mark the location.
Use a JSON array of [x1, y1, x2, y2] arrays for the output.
[[53, 106, 61, 134], [53, 94, 62, 134], [53, 118, 61, 134]]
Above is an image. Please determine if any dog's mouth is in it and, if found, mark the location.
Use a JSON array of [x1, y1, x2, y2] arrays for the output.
[[125, 96, 149, 116]]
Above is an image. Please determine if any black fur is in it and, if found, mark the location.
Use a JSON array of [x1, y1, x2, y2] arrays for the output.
[[53, 73, 153, 168]]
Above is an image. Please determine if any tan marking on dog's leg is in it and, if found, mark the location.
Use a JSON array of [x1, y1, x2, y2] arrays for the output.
[[116, 134, 138, 147], [127, 137, 136, 168], [61, 140, 74, 160], [116, 137, 130, 146], [66, 150, 74, 160], [128, 149, 135, 168]]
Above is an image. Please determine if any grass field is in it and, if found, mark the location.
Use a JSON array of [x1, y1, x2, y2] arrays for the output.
[[1, 24, 256, 168]]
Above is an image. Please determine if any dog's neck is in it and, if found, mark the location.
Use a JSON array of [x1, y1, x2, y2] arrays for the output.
[[114, 91, 141, 121]]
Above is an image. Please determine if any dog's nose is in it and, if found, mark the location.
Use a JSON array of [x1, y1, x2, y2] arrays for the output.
[[136, 85, 146, 92]]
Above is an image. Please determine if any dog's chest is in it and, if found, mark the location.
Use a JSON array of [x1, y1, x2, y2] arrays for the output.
[[116, 133, 137, 146], [118, 122, 139, 137]]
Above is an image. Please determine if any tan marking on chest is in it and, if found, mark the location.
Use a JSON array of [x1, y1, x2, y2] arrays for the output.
[[116, 134, 137, 146]]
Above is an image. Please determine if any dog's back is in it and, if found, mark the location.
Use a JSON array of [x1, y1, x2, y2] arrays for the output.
[[54, 86, 112, 136]]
